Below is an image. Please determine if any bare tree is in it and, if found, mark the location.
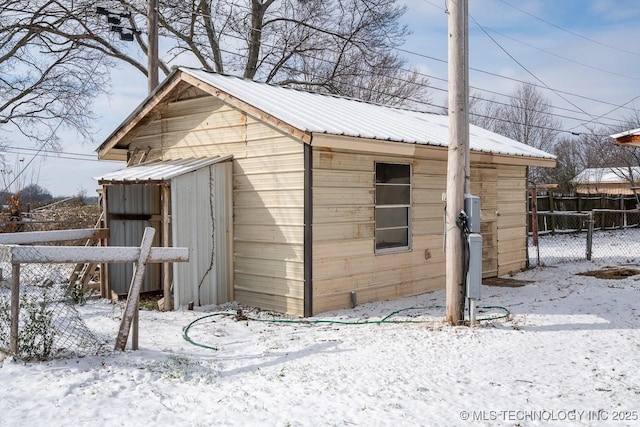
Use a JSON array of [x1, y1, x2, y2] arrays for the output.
[[3, 0, 430, 112], [545, 130, 608, 193], [0, 0, 110, 147], [472, 83, 561, 184], [153, 0, 431, 106], [492, 83, 561, 154]]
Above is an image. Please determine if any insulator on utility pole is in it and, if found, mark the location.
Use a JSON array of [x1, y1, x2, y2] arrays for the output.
[[445, 0, 470, 325], [97, 6, 137, 41]]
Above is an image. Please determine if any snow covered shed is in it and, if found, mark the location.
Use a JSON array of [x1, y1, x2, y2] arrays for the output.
[[572, 167, 640, 195], [96, 67, 555, 317]]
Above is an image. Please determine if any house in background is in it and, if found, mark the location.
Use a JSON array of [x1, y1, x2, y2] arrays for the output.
[[570, 129, 640, 195], [95, 67, 555, 317], [611, 128, 640, 146], [572, 167, 640, 195]]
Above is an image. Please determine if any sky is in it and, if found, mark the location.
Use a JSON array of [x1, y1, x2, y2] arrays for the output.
[[3, 0, 640, 197]]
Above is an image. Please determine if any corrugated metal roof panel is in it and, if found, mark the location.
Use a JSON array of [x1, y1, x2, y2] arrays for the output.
[[93, 156, 233, 183], [181, 68, 554, 160], [572, 167, 640, 184]]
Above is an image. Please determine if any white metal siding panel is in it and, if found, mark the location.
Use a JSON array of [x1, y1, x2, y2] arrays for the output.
[[171, 160, 233, 308], [172, 166, 215, 308], [214, 161, 234, 303]]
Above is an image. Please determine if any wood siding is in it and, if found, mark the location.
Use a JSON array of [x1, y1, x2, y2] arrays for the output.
[[123, 93, 531, 316], [497, 165, 528, 275], [312, 148, 529, 314], [313, 149, 440, 314], [470, 165, 498, 278], [128, 95, 306, 315]]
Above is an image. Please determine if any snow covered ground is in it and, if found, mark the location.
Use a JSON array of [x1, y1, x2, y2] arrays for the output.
[[1, 256, 639, 427]]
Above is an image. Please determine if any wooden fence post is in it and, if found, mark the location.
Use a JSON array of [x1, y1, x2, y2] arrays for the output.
[[586, 212, 594, 261], [529, 186, 540, 266], [549, 192, 557, 234], [9, 263, 20, 355], [114, 227, 156, 351]]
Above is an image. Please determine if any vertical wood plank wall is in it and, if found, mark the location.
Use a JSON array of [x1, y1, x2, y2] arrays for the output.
[[470, 165, 498, 278], [128, 94, 306, 315], [497, 165, 528, 275]]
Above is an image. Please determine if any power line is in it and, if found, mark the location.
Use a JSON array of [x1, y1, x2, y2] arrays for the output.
[[95, 0, 636, 135], [495, 0, 640, 58], [183, 46, 614, 138], [150, 1, 638, 120], [414, 0, 640, 119], [480, 26, 640, 82], [203, 34, 627, 135], [467, 13, 617, 131], [1, 146, 117, 162]]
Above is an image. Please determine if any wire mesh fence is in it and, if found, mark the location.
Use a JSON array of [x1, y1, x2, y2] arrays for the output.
[[0, 245, 107, 361], [528, 210, 640, 266]]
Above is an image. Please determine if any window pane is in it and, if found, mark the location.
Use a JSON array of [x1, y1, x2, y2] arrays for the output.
[[376, 228, 409, 250], [376, 185, 410, 205], [376, 163, 410, 184], [376, 207, 408, 228]]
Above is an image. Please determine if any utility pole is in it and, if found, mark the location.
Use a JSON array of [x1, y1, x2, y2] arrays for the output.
[[147, 0, 159, 93], [445, 0, 469, 325], [146, 0, 168, 312]]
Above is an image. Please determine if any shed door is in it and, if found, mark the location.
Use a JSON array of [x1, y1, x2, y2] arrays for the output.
[[470, 165, 498, 278], [171, 161, 233, 308], [106, 184, 161, 294]]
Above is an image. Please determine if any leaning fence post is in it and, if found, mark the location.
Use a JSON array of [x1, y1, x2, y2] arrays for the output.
[[9, 262, 20, 355], [586, 212, 594, 261], [114, 227, 155, 351]]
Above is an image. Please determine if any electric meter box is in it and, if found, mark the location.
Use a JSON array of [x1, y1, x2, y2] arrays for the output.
[[464, 194, 481, 234], [466, 233, 483, 299]]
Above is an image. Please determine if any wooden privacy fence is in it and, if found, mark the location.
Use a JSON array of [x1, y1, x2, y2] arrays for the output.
[[530, 209, 640, 235], [528, 190, 640, 235], [1, 227, 188, 356], [529, 192, 639, 213]]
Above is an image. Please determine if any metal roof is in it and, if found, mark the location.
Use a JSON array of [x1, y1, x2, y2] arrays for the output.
[[610, 128, 640, 139], [572, 167, 640, 184], [179, 67, 555, 160], [94, 156, 232, 183]]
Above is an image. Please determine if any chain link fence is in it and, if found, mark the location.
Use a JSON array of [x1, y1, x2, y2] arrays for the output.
[[0, 245, 107, 361], [529, 209, 640, 266]]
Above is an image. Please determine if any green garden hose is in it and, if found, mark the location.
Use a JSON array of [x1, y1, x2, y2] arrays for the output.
[[182, 305, 511, 350]]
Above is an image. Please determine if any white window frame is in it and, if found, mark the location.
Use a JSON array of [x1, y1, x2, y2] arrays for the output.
[[374, 162, 412, 254]]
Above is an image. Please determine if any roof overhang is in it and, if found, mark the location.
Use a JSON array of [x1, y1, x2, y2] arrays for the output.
[[612, 128, 640, 147], [96, 68, 312, 160], [311, 134, 557, 168], [97, 69, 192, 160], [94, 155, 233, 185], [96, 67, 554, 165]]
